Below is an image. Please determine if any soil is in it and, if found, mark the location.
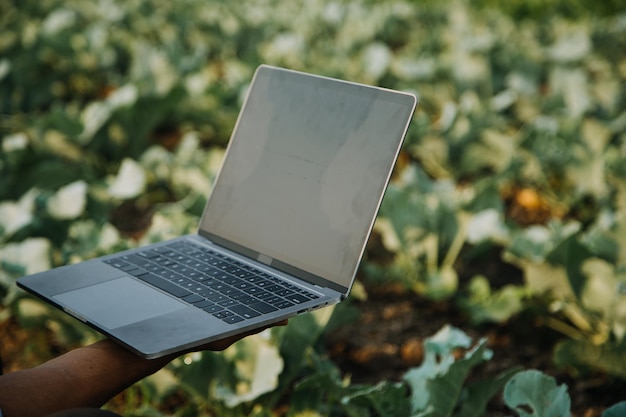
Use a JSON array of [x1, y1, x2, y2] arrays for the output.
[[323, 281, 626, 417]]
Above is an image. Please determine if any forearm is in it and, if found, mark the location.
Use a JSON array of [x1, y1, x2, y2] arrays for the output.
[[0, 339, 174, 417], [0, 320, 285, 417]]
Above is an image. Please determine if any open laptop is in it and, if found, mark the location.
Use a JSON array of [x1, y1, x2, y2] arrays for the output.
[[17, 65, 417, 359]]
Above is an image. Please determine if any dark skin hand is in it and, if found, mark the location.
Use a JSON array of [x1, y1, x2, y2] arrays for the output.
[[0, 320, 287, 417]]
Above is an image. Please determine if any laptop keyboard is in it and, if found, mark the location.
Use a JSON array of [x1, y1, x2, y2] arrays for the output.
[[104, 240, 320, 324]]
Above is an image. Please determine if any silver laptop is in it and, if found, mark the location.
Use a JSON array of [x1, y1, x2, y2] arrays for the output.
[[17, 65, 417, 359]]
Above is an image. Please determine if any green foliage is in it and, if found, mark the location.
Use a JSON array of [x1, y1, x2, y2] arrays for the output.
[[2, 0, 626, 414], [376, 167, 464, 299], [554, 338, 626, 380], [293, 364, 410, 417], [602, 402, 626, 417], [504, 370, 571, 417], [403, 325, 510, 417], [456, 368, 522, 417], [458, 275, 527, 325], [470, 0, 625, 19]]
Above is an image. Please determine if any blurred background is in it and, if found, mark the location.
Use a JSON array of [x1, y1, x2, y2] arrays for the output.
[[1, 0, 625, 415]]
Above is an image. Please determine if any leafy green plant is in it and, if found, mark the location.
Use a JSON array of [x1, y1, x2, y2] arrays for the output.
[[2, 0, 626, 414], [458, 275, 528, 325], [403, 325, 516, 417], [504, 370, 626, 417], [372, 166, 466, 300], [504, 370, 571, 417]]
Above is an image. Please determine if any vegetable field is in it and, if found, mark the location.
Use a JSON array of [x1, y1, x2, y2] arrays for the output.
[[1, 0, 626, 415]]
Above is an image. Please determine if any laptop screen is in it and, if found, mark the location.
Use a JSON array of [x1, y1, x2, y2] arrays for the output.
[[199, 66, 416, 291]]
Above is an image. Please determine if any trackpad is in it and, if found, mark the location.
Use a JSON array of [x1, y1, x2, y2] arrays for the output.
[[53, 277, 186, 329]]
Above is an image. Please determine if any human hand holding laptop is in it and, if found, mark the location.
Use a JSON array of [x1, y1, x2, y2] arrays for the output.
[[0, 320, 287, 417]]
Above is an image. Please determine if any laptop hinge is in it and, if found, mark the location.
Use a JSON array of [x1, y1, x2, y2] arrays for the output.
[[257, 253, 273, 265]]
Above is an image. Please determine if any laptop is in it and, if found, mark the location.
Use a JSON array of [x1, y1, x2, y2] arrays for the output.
[[17, 65, 417, 359]]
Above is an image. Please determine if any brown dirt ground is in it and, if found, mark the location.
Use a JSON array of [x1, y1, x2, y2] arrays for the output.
[[323, 282, 626, 417]]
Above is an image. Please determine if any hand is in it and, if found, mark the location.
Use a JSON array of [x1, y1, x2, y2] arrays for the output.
[[190, 319, 288, 352]]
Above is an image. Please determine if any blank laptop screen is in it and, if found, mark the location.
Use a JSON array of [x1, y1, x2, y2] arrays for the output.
[[200, 66, 416, 289]]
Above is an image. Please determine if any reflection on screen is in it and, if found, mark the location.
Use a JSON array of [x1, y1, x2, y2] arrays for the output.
[[200, 67, 415, 288]]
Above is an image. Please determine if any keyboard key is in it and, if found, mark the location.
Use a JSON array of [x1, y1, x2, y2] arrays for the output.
[[223, 276, 244, 286], [275, 300, 295, 309], [145, 265, 163, 273], [286, 294, 310, 304], [249, 301, 278, 314], [236, 296, 257, 305], [230, 305, 261, 319], [153, 247, 174, 255], [187, 271, 203, 279], [222, 288, 243, 297], [194, 300, 214, 309], [173, 277, 192, 285], [202, 267, 223, 276], [170, 242, 190, 251], [222, 315, 245, 324], [233, 269, 255, 279], [127, 268, 148, 277], [104, 259, 130, 269], [182, 294, 205, 304], [204, 293, 227, 303], [137, 273, 191, 298], [191, 273, 211, 282], [187, 285, 207, 293], [213, 310, 234, 319], [155, 259, 176, 267], [203, 304, 224, 313], [261, 295, 283, 304], [211, 283, 229, 293], [275, 289, 295, 297], [218, 299, 238, 308], [243, 287, 264, 296], [235, 281, 254, 290], [138, 250, 161, 259], [161, 271, 182, 281]]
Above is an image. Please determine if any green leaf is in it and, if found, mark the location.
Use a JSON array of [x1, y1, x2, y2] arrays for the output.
[[291, 361, 345, 415], [412, 264, 459, 301], [269, 312, 330, 406], [380, 183, 429, 244], [420, 342, 491, 417], [503, 370, 571, 417], [554, 339, 626, 379], [580, 227, 619, 263], [214, 335, 284, 407], [602, 401, 626, 417], [341, 381, 410, 417], [403, 325, 492, 416], [508, 221, 581, 264], [293, 363, 411, 417], [13, 159, 88, 198], [460, 275, 527, 324], [457, 367, 521, 417], [172, 351, 236, 402], [323, 300, 361, 335], [547, 236, 592, 298]]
